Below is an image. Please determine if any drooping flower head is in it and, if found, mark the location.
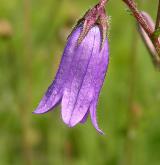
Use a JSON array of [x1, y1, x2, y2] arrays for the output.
[[33, 1, 110, 134]]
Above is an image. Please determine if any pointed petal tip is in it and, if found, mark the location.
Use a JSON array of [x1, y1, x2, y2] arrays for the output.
[[89, 102, 105, 135], [33, 92, 62, 115], [32, 111, 38, 114], [32, 107, 49, 114], [68, 121, 77, 128], [61, 114, 81, 128], [96, 128, 105, 135], [61, 106, 88, 127], [61, 118, 77, 128], [92, 118, 105, 135]]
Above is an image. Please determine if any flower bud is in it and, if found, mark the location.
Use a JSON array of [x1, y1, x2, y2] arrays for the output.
[[138, 12, 160, 68]]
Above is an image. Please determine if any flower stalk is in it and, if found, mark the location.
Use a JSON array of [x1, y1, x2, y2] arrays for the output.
[[138, 12, 160, 69], [123, 0, 153, 37], [122, 0, 160, 65]]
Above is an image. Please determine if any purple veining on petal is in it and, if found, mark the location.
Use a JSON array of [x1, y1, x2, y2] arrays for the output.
[[77, 26, 109, 133], [80, 110, 89, 124], [33, 26, 82, 114], [90, 40, 109, 134], [34, 24, 109, 134], [61, 26, 109, 130], [61, 27, 96, 126]]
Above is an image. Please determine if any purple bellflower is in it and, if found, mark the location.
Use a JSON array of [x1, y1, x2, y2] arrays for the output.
[[34, 1, 110, 134]]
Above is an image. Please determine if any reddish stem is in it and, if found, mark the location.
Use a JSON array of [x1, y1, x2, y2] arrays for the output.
[[123, 0, 160, 56], [123, 0, 153, 37]]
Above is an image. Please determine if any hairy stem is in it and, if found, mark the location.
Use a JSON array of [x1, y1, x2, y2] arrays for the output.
[[123, 0, 153, 37], [123, 0, 160, 57]]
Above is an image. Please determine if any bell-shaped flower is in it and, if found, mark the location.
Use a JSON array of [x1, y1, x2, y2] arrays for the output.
[[33, 25, 109, 134]]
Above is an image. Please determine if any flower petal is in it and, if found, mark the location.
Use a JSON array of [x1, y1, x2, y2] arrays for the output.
[[90, 101, 104, 134], [33, 86, 62, 114], [61, 26, 109, 129], [33, 27, 82, 114], [80, 110, 89, 124], [61, 27, 97, 126], [88, 28, 109, 134]]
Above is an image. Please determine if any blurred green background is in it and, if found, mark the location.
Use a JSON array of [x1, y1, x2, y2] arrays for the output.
[[0, 0, 160, 165]]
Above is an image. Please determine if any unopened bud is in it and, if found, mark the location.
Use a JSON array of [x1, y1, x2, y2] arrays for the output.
[[138, 12, 160, 69]]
